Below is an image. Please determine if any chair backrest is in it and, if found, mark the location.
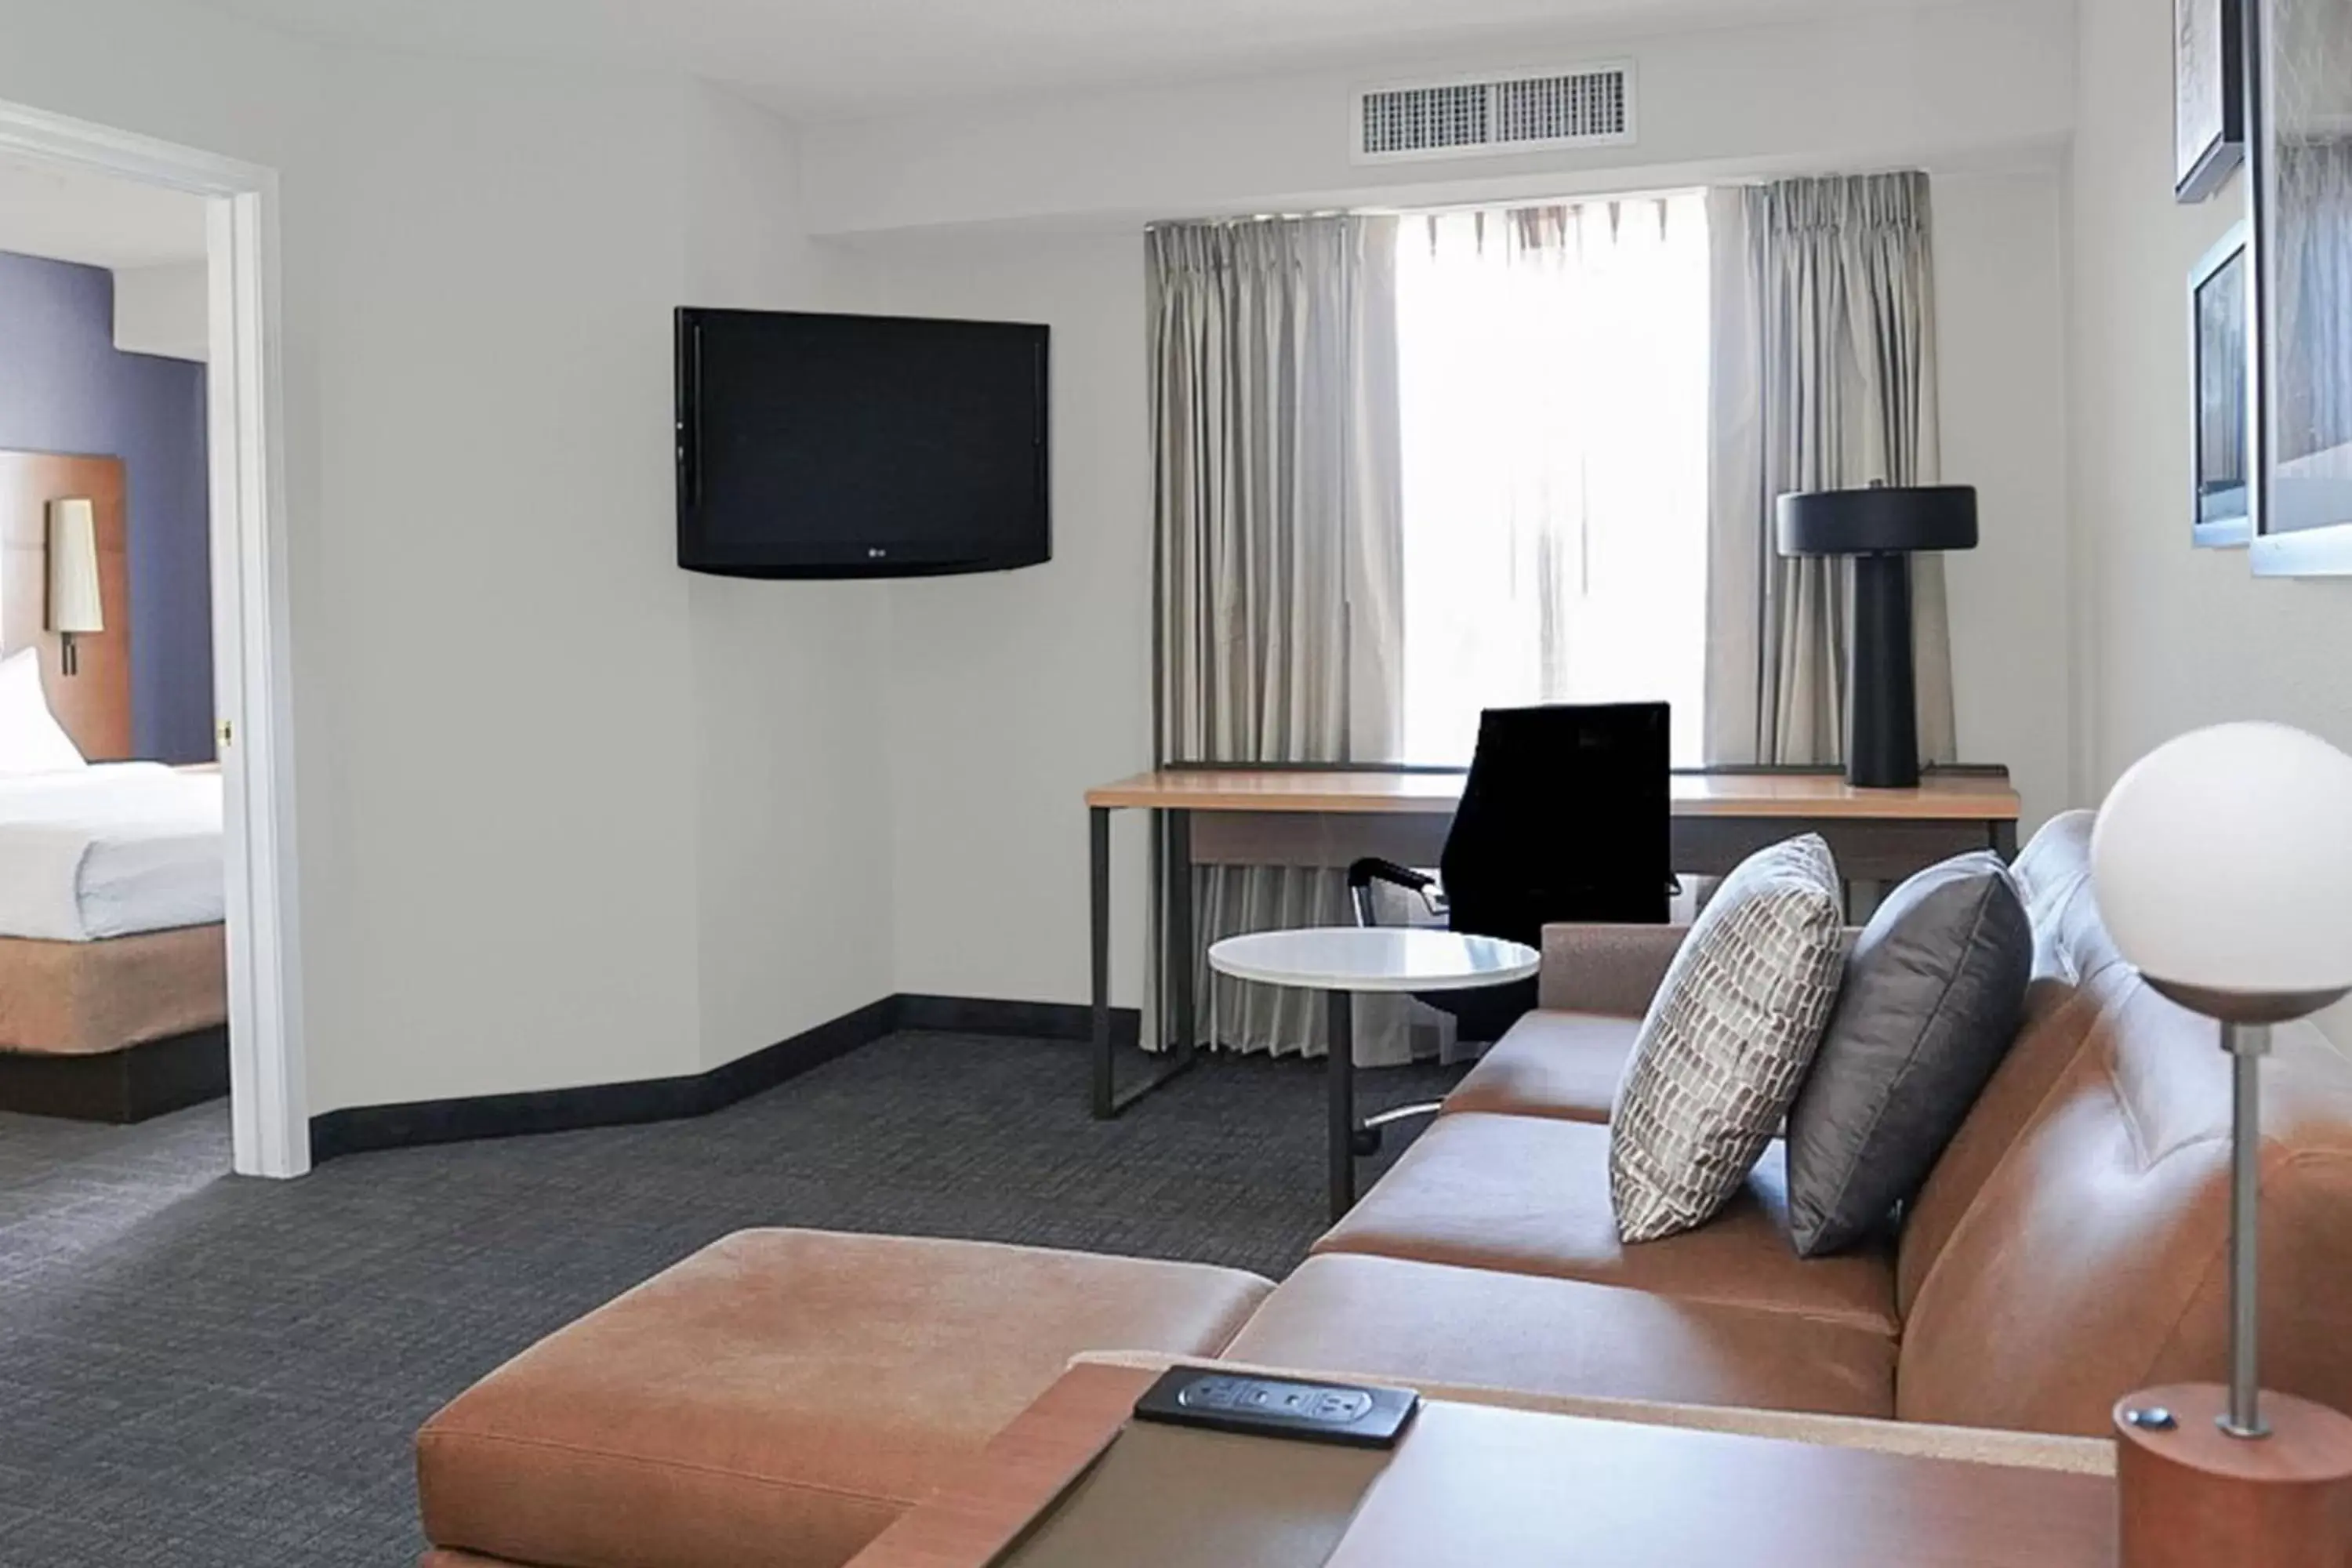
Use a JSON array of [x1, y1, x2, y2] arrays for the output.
[[1439, 702, 1671, 949]]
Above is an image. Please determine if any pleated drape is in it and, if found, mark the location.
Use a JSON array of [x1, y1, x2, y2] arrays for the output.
[[1702, 172, 1956, 768], [1149, 215, 1408, 1061]]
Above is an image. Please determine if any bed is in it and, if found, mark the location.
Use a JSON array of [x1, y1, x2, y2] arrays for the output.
[[0, 448, 228, 1122]]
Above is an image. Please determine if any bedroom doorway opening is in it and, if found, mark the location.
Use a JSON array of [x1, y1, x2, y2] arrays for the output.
[[0, 102, 304, 1179]]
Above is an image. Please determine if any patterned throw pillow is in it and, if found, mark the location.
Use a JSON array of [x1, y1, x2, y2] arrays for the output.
[[1610, 834, 1846, 1243]]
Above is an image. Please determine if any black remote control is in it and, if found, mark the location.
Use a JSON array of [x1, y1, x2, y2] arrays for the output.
[[1130, 1365, 1419, 1449]]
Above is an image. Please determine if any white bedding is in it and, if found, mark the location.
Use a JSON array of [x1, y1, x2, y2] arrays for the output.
[[0, 764, 224, 941]]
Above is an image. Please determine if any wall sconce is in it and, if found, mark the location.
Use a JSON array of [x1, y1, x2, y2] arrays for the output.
[[45, 498, 103, 677]]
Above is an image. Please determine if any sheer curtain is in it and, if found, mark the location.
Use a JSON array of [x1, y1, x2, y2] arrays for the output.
[[1396, 196, 1712, 767], [1149, 215, 1412, 1063]]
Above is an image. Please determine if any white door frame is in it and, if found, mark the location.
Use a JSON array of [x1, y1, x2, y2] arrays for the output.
[[0, 100, 308, 1177]]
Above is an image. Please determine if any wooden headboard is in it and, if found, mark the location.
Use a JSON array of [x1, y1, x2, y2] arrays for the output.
[[0, 450, 132, 760]]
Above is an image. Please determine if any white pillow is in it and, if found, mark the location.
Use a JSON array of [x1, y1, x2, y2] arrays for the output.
[[0, 648, 89, 777]]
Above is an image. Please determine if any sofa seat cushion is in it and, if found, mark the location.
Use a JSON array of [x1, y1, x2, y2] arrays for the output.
[[1443, 1011, 1638, 1123], [1226, 1254, 1896, 1418], [1314, 1112, 1896, 1334], [416, 1229, 1272, 1568]]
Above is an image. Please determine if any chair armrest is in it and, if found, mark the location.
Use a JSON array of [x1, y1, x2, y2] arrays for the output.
[[1536, 924, 1691, 1016], [1347, 857, 1443, 927]]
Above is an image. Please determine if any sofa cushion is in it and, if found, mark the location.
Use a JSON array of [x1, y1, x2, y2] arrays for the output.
[[1897, 974, 2352, 1437], [1226, 1253, 1895, 1418], [416, 1229, 1271, 1568], [1443, 1011, 1639, 1123], [1787, 852, 2033, 1257], [1610, 834, 1847, 1242], [1315, 1112, 1896, 1334]]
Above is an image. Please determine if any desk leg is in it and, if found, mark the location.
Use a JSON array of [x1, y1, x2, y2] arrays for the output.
[[1328, 991, 1356, 1220], [1090, 804, 1199, 1120], [1168, 809, 1196, 1061], [1993, 818, 2018, 862], [1091, 805, 1113, 1120]]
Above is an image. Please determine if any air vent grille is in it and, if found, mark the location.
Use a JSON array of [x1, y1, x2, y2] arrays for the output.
[[1361, 83, 1489, 158], [1356, 64, 1635, 162]]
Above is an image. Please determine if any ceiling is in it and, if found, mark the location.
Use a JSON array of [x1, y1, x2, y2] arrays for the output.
[[0, 154, 208, 270], [189, 0, 1945, 121]]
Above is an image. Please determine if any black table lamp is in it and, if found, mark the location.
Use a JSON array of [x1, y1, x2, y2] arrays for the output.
[[1776, 483, 1978, 789]]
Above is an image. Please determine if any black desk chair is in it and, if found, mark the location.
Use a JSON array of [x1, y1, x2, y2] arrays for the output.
[[1345, 701, 1673, 1149]]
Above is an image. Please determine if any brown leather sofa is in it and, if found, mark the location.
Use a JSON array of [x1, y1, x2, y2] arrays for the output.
[[415, 811, 2352, 1568], [1230, 809, 2352, 1435]]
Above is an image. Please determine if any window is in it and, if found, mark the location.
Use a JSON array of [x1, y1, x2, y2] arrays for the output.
[[1395, 193, 1711, 765]]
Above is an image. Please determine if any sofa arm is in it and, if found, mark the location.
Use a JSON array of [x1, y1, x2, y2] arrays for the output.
[[1536, 924, 1692, 1016]]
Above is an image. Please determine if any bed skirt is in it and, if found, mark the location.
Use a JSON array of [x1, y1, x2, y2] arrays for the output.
[[0, 923, 230, 1122]]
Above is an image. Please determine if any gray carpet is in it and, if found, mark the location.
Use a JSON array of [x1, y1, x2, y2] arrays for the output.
[[0, 1032, 1463, 1566]]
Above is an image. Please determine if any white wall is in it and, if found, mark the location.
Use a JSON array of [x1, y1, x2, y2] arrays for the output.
[[3, 0, 879, 1115], [112, 260, 207, 361], [2067, 0, 2352, 1044], [2068, 0, 2352, 778], [682, 86, 895, 1069], [303, 50, 710, 1108], [1936, 162, 2078, 831], [826, 232, 1155, 1011], [802, 0, 2075, 236]]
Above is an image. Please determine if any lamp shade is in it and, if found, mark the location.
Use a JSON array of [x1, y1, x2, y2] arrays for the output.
[[1777, 485, 1979, 556], [2091, 722, 2352, 1004], [45, 499, 103, 636]]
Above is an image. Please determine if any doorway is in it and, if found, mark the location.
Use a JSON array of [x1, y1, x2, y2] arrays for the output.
[[0, 100, 305, 1177]]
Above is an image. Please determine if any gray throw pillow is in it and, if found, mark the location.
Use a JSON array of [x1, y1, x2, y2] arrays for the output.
[[1610, 834, 1846, 1243], [1785, 851, 2032, 1258]]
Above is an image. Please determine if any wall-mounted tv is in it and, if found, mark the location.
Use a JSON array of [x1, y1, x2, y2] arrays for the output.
[[676, 308, 1050, 579]]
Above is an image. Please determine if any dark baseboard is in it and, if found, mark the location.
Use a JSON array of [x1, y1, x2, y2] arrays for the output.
[[0, 1025, 230, 1124], [308, 993, 1142, 1163], [895, 993, 1142, 1049]]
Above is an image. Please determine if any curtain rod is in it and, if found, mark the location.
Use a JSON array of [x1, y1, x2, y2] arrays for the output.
[[1143, 183, 1703, 231], [1142, 164, 1928, 230]]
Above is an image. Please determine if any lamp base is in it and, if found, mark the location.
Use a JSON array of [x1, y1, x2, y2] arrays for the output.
[[2115, 1384, 2352, 1568], [1846, 552, 1919, 789]]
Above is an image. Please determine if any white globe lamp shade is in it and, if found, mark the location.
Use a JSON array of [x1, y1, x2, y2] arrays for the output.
[[2091, 722, 2352, 1011]]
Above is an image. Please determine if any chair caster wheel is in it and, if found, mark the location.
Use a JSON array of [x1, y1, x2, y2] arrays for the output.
[[1350, 1125, 1384, 1157]]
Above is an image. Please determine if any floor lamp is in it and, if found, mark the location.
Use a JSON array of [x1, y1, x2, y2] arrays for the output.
[[2092, 722, 2352, 1568]]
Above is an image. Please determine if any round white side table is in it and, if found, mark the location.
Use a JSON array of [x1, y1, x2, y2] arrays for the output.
[[1207, 927, 1540, 1218]]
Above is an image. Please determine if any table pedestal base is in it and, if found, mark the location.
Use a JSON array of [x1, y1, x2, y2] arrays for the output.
[[1327, 992, 1353, 1219], [2115, 1384, 2352, 1568]]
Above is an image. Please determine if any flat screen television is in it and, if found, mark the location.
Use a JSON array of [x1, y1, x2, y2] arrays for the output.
[[675, 308, 1050, 579]]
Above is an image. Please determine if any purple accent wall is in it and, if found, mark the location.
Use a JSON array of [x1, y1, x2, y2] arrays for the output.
[[0, 251, 212, 763]]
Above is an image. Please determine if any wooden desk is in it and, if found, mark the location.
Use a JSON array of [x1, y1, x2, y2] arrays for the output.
[[849, 1363, 2114, 1568], [1083, 765, 2021, 1117]]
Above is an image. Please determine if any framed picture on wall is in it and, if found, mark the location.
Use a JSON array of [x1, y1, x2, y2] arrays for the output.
[[2249, 0, 2352, 574], [2178, 0, 2247, 201], [2191, 223, 2252, 547]]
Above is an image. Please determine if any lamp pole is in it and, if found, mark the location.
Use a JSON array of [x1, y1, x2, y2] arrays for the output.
[[2223, 1021, 2270, 1440]]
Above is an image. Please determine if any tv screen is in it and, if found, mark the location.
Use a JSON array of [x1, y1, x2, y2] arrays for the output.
[[676, 308, 1050, 579]]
